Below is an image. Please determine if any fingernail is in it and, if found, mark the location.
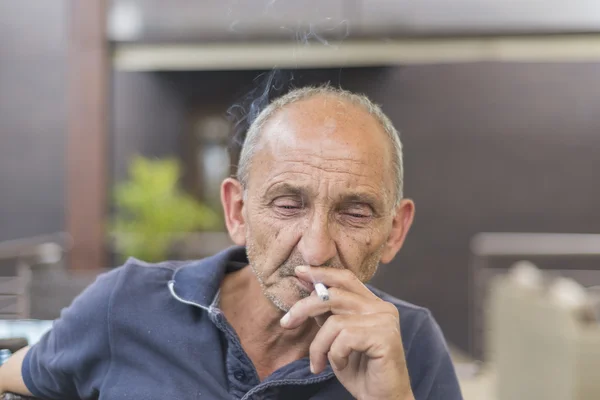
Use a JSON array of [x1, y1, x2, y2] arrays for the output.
[[295, 265, 308, 273], [280, 312, 290, 326], [310, 361, 315, 374]]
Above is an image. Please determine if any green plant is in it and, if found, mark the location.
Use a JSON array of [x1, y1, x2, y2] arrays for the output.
[[110, 155, 221, 262]]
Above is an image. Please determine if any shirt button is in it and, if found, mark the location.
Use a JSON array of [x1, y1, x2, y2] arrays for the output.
[[234, 370, 247, 381]]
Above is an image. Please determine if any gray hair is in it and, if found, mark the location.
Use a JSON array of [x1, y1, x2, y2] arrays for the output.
[[236, 86, 404, 204]]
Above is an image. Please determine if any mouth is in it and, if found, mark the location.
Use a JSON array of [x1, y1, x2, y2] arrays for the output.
[[292, 276, 314, 293]]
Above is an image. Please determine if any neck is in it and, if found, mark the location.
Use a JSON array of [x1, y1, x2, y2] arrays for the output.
[[219, 266, 319, 380]]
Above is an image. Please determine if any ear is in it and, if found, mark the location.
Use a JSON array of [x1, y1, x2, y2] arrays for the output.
[[220, 177, 247, 246], [380, 199, 415, 264]]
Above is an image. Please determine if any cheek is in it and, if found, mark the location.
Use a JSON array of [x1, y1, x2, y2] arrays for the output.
[[337, 225, 388, 279], [250, 208, 304, 243], [339, 225, 384, 252], [247, 209, 305, 266], [268, 217, 305, 254]]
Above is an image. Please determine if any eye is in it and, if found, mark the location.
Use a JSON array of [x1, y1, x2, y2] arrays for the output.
[[272, 197, 303, 215], [340, 204, 374, 222], [274, 200, 301, 209], [346, 212, 370, 218], [279, 205, 299, 210]]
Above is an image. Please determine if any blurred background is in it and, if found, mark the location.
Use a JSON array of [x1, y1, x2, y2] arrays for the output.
[[2, 1, 600, 398]]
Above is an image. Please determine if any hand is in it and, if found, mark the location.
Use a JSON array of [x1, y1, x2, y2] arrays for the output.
[[280, 265, 414, 400]]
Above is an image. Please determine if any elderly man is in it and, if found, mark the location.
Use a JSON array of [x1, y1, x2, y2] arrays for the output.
[[0, 87, 462, 399]]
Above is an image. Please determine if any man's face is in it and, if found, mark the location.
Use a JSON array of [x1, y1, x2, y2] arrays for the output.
[[233, 95, 410, 311]]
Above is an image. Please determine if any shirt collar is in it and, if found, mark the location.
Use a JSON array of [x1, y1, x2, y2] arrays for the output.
[[168, 245, 337, 381], [168, 245, 248, 310]]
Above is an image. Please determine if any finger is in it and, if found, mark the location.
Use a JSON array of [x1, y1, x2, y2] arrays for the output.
[[310, 314, 353, 373], [309, 314, 392, 374], [280, 288, 371, 329], [295, 265, 378, 299], [314, 311, 331, 328], [309, 290, 330, 327], [328, 328, 366, 372]]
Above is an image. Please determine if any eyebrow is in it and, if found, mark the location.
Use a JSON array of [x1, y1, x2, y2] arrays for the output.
[[339, 193, 380, 207], [263, 183, 307, 199]]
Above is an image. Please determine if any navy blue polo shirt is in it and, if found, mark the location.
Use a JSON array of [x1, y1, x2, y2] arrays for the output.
[[22, 246, 463, 400]]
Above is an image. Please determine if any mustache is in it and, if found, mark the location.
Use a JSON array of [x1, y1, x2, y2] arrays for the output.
[[277, 254, 341, 277]]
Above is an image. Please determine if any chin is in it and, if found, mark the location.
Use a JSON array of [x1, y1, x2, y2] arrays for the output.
[[265, 279, 310, 312], [265, 293, 293, 312]]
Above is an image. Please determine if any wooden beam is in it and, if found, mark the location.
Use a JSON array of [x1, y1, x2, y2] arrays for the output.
[[114, 35, 600, 71], [67, 0, 109, 270]]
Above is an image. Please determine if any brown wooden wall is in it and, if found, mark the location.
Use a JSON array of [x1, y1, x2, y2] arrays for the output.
[[112, 64, 600, 352]]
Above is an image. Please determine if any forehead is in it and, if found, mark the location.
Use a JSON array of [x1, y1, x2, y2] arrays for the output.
[[249, 95, 394, 202]]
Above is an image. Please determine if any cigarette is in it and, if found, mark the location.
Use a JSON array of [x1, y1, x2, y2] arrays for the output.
[[314, 282, 329, 301]]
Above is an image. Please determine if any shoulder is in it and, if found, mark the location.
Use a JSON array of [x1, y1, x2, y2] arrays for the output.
[[367, 285, 446, 355], [119, 256, 189, 275], [368, 285, 431, 328], [368, 285, 462, 398], [110, 257, 202, 286], [68, 257, 193, 312], [106, 257, 203, 300]]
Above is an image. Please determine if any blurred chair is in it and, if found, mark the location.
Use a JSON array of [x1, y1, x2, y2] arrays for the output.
[[469, 232, 600, 361], [0, 233, 103, 320], [0, 233, 71, 319], [488, 264, 600, 400], [0, 234, 78, 400]]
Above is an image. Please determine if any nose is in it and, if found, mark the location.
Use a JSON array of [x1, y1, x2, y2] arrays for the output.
[[297, 210, 337, 266]]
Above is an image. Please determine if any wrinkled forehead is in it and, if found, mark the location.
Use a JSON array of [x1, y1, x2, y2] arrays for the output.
[[248, 95, 395, 203]]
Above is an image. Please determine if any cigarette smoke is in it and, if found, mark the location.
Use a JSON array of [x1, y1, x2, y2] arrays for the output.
[[225, 1, 352, 174]]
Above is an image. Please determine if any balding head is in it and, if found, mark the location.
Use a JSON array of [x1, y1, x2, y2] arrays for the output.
[[236, 86, 405, 205], [220, 86, 415, 311]]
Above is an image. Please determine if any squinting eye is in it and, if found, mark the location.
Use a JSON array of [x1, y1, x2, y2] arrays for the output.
[[341, 204, 373, 221], [272, 198, 303, 213], [273, 200, 301, 209], [346, 213, 370, 218]]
